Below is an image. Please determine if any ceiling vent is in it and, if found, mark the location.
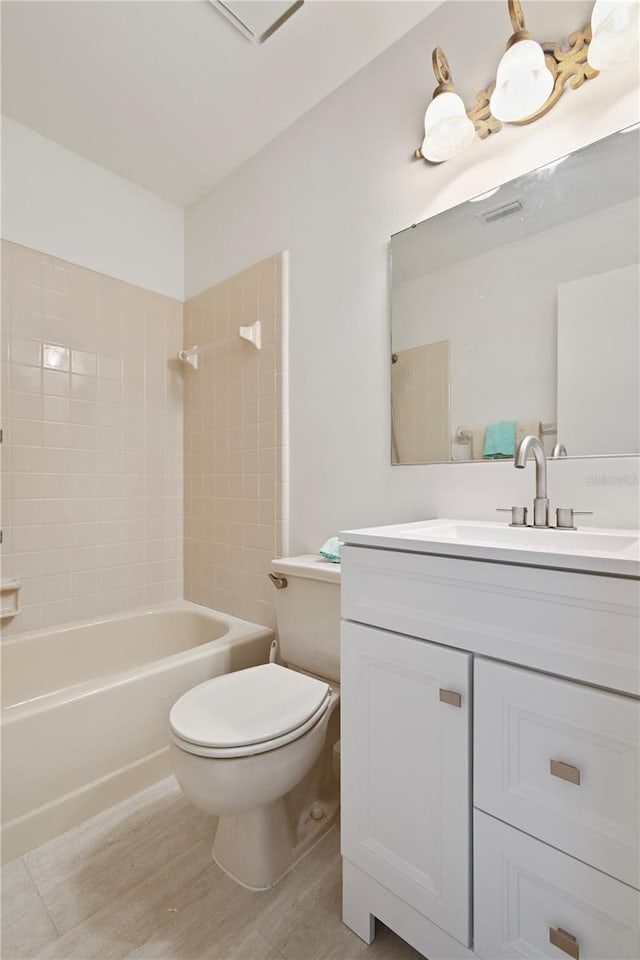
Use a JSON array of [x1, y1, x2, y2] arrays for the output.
[[210, 1, 304, 44], [475, 199, 525, 225]]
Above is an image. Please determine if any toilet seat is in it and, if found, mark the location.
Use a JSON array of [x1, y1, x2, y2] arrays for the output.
[[170, 663, 331, 759], [171, 695, 331, 758]]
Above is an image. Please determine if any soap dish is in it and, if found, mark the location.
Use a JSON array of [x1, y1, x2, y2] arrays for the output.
[[1, 579, 22, 619]]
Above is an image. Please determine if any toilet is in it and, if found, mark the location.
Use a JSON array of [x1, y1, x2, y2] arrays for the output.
[[169, 555, 341, 890]]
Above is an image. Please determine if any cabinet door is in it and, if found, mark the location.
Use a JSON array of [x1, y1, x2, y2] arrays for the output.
[[341, 621, 472, 946]]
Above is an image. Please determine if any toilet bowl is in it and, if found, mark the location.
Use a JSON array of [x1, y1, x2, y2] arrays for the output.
[[170, 556, 341, 890]]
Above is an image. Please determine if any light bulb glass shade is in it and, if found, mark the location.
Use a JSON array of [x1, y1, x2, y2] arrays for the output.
[[421, 91, 476, 162], [587, 0, 640, 70], [489, 38, 555, 122]]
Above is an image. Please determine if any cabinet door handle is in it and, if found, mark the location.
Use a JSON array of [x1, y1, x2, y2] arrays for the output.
[[439, 689, 462, 707], [549, 927, 580, 959], [550, 759, 581, 785]]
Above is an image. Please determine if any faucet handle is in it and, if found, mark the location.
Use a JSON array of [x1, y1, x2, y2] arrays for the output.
[[556, 508, 593, 530], [497, 506, 528, 527]]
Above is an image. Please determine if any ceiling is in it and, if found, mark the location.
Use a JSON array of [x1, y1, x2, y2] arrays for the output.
[[1, 0, 442, 207]]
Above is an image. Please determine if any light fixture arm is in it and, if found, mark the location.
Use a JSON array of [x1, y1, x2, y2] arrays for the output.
[[507, 0, 529, 41], [508, 0, 526, 31], [432, 47, 454, 94]]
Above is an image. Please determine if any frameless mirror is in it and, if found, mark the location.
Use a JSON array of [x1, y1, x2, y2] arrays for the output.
[[390, 125, 640, 464]]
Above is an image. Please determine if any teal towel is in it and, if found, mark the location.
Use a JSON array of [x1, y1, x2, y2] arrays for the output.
[[320, 537, 343, 563], [483, 421, 517, 459]]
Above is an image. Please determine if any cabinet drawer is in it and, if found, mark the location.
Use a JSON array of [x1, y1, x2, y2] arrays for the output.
[[474, 659, 640, 889], [474, 811, 640, 960]]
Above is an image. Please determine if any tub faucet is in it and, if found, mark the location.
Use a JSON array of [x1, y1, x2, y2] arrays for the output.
[[514, 435, 549, 527]]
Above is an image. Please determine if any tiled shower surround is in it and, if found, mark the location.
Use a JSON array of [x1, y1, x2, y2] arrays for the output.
[[1, 241, 183, 635], [1, 244, 286, 637], [183, 254, 286, 630]]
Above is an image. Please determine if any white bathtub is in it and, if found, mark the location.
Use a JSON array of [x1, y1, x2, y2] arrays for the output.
[[0, 601, 274, 862]]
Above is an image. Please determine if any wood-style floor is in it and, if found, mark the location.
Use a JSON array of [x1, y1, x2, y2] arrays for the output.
[[1, 777, 424, 960]]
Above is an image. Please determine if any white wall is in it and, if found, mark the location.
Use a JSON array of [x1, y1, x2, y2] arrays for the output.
[[183, 2, 639, 545], [1, 117, 184, 300]]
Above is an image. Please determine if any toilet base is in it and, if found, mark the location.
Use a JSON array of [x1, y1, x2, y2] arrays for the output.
[[210, 690, 341, 890], [212, 789, 339, 890]]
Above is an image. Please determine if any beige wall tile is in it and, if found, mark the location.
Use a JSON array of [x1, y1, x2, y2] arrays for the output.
[[0, 241, 184, 637], [183, 255, 286, 629], [1, 244, 288, 638]]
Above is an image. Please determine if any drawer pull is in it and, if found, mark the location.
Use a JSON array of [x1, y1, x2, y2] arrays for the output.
[[550, 759, 581, 786], [549, 927, 580, 959], [439, 689, 462, 707]]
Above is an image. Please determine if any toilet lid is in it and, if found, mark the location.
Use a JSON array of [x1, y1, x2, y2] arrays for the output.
[[169, 663, 331, 749]]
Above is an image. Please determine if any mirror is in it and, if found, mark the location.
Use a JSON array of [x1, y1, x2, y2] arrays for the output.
[[390, 125, 640, 464]]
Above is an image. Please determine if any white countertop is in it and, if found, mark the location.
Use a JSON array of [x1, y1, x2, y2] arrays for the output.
[[340, 518, 640, 578]]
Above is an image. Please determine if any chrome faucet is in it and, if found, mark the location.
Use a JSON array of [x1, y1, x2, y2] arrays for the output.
[[514, 435, 549, 527]]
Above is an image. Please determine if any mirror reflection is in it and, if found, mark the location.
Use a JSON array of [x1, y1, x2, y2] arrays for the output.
[[390, 125, 640, 464]]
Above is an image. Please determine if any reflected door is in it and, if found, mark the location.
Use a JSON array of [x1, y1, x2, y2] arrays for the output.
[[557, 265, 639, 456], [391, 340, 451, 463]]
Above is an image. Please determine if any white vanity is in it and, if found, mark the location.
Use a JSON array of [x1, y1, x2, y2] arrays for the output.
[[339, 519, 640, 960]]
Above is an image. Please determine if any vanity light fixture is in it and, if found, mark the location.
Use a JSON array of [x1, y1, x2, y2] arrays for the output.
[[421, 48, 476, 162], [414, 0, 640, 163]]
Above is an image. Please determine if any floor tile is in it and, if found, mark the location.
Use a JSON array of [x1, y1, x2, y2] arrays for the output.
[[1, 858, 59, 959], [258, 833, 424, 960], [24, 779, 212, 936], [123, 854, 289, 959], [33, 839, 213, 960], [126, 917, 286, 960], [4, 777, 424, 960]]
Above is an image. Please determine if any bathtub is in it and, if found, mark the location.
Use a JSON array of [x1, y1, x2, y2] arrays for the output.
[[0, 601, 274, 862]]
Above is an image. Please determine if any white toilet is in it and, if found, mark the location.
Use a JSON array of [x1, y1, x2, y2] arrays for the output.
[[169, 555, 341, 890]]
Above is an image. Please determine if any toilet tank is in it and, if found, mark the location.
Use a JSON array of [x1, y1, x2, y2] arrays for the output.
[[270, 555, 341, 684]]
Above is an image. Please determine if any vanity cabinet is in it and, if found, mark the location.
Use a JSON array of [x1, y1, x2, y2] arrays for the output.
[[340, 542, 640, 960]]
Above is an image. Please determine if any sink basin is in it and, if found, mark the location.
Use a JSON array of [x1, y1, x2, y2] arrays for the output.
[[340, 519, 640, 577]]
